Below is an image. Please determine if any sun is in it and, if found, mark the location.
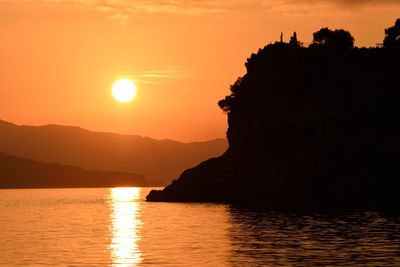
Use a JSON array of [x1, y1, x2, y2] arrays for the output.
[[112, 79, 137, 103]]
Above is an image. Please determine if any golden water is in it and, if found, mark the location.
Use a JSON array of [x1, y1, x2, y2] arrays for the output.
[[0, 188, 399, 266]]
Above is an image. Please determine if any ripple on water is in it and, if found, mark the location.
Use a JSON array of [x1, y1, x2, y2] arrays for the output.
[[0, 188, 399, 266]]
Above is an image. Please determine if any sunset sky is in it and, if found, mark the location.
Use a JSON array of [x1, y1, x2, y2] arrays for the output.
[[1, 0, 399, 141]]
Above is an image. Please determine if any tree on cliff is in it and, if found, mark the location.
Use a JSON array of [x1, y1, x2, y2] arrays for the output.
[[311, 27, 355, 49], [218, 77, 242, 113], [289, 32, 300, 47], [383, 19, 400, 48]]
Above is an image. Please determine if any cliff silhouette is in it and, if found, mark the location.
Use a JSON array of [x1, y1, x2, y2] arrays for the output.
[[0, 154, 158, 188], [0, 119, 227, 183], [147, 20, 400, 210]]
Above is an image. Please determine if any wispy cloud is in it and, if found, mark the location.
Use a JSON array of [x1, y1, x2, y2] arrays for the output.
[[2, 0, 399, 21], [127, 65, 187, 85], [50, 0, 231, 19], [286, 0, 400, 5]]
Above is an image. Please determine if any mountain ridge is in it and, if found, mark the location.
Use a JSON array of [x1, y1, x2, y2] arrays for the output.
[[0, 119, 223, 144], [0, 153, 160, 188], [0, 119, 227, 183]]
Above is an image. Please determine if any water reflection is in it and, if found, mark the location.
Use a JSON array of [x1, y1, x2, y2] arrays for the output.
[[228, 206, 400, 266], [109, 188, 143, 267], [2, 189, 400, 266]]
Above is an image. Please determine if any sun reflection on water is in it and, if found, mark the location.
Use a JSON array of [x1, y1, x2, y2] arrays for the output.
[[109, 187, 143, 267]]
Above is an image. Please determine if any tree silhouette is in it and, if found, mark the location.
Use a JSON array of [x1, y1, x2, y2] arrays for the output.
[[383, 19, 400, 48], [312, 27, 355, 49], [289, 32, 300, 47], [218, 77, 242, 113]]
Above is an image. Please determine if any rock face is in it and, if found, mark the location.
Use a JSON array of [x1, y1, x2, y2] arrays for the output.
[[147, 42, 400, 209]]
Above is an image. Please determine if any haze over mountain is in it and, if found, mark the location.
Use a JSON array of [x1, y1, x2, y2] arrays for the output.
[[0, 154, 157, 188], [0, 119, 227, 183]]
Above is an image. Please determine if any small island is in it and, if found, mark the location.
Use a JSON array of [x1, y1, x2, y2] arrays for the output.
[[147, 20, 400, 210]]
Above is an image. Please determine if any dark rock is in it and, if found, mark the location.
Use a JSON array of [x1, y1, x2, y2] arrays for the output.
[[147, 26, 400, 210]]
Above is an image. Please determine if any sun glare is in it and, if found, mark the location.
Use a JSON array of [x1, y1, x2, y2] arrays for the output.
[[112, 79, 137, 103]]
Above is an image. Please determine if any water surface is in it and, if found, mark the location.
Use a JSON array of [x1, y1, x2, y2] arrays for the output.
[[0, 188, 399, 266]]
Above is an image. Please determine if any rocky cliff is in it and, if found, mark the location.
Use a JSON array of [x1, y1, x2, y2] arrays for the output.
[[147, 36, 400, 209]]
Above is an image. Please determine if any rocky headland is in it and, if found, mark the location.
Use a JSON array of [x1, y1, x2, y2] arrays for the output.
[[147, 21, 400, 210]]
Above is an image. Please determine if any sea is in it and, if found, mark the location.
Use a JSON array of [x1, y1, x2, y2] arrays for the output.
[[0, 187, 399, 266]]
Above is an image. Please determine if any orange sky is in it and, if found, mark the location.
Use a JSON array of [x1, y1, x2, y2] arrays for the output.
[[1, 0, 399, 141]]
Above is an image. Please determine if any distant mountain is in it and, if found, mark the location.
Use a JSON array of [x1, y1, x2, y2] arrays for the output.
[[0, 119, 227, 183], [0, 154, 159, 188]]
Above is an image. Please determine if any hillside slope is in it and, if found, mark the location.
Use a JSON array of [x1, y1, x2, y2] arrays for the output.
[[0, 120, 227, 183], [0, 154, 159, 188]]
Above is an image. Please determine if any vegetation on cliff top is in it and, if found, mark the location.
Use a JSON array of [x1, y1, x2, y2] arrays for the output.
[[219, 19, 399, 114]]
